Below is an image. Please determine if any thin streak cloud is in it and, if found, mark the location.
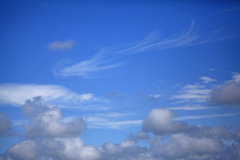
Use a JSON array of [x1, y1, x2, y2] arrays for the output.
[[169, 106, 218, 110], [175, 113, 240, 120], [53, 52, 123, 78]]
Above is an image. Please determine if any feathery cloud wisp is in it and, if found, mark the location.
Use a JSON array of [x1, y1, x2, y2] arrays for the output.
[[53, 52, 123, 78], [53, 22, 228, 78]]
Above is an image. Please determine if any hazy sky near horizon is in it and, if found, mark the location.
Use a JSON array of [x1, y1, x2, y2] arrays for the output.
[[0, 1, 240, 160]]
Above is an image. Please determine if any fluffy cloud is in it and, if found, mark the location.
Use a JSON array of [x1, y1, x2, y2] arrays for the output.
[[98, 141, 148, 160], [0, 113, 11, 136], [7, 138, 100, 160], [141, 108, 239, 159], [48, 40, 76, 50], [22, 97, 86, 138], [211, 82, 240, 106], [151, 133, 224, 160], [4, 97, 99, 160], [142, 108, 187, 135], [1, 100, 240, 160]]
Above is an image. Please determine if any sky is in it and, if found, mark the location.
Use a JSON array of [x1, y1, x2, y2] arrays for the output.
[[0, 0, 240, 160]]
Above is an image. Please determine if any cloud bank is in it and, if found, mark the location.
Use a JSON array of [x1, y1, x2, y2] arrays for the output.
[[1, 98, 240, 160]]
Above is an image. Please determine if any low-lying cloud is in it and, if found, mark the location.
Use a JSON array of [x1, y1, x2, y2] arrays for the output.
[[1, 98, 240, 160]]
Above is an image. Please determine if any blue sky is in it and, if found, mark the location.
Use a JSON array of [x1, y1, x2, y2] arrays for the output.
[[1, 1, 240, 160]]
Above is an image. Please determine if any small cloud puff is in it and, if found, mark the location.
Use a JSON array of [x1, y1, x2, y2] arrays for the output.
[[48, 40, 76, 50], [142, 108, 187, 135], [200, 76, 216, 83]]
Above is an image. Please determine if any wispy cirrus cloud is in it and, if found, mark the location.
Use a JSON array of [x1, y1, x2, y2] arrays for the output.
[[175, 113, 240, 121], [171, 83, 211, 103], [169, 105, 218, 110], [53, 51, 123, 78], [112, 22, 196, 54], [48, 40, 76, 50], [215, 6, 240, 14], [88, 120, 142, 129], [53, 22, 229, 78], [83, 112, 141, 129]]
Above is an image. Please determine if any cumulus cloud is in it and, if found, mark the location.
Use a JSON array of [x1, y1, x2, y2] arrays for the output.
[[151, 133, 224, 160], [142, 108, 187, 135], [7, 137, 100, 160], [1, 99, 240, 160], [211, 82, 240, 106], [4, 97, 99, 160], [140, 108, 239, 159], [0, 113, 11, 136], [99, 141, 148, 160], [22, 97, 86, 138], [48, 40, 76, 50]]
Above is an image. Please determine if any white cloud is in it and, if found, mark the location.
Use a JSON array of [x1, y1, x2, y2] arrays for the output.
[[175, 113, 240, 121], [200, 76, 216, 83], [88, 120, 142, 129], [112, 22, 196, 54], [53, 22, 229, 78], [2, 101, 240, 160], [22, 97, 86, 138], [7, 137, 100, 160], [232, 72, 240, 83], [48, 40, 76, 50], [4, 97, 99, 160], [0, 83, 101, 106], [149, 94, 162, 98], [99, 141, 148, 160], [53, 52, 122, 78], [169, 105, 217, 110], [151, 133, 224, 159], [142, 108, 187, 135], [83, 111, 140, 129], [171, 84, 211, 103]]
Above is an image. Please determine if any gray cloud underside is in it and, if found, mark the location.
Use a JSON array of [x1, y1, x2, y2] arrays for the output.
[[211, 82, 240, 106]]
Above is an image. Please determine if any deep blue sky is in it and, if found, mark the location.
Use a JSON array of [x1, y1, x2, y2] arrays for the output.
[[0, 1, 240, 160]]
